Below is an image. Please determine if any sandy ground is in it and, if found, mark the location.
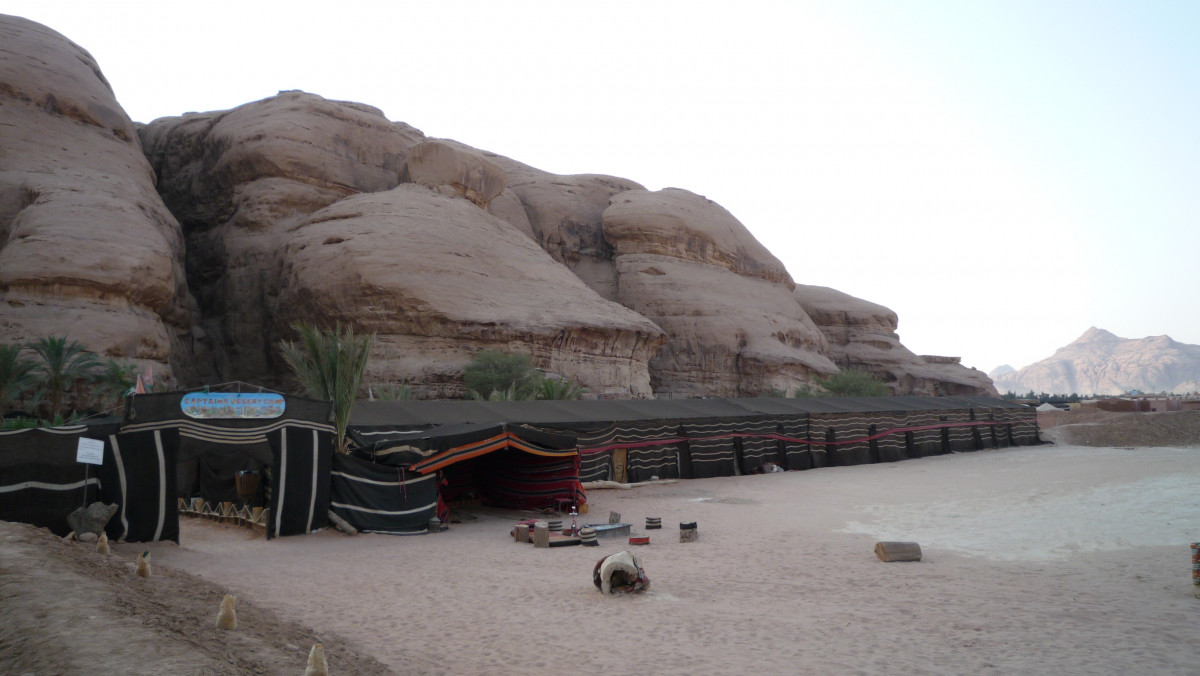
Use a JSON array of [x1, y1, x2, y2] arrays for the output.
[[4, 432, 1200, 674]]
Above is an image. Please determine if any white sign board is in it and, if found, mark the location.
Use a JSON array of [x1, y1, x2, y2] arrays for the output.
[[76, 437, 105, 465]]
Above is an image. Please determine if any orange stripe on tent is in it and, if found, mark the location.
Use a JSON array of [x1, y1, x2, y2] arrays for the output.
[[412, 432, 578, 474]]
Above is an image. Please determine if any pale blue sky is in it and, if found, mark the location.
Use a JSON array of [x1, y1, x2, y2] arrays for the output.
[[7, 1, 1197, 372]]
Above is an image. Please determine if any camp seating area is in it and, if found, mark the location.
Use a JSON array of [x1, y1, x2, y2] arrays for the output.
[[178, 497, 270, 533]]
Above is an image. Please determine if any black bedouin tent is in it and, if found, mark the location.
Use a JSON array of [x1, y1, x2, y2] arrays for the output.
[[120, 390, 335, 539], [0, 423, 179, 542], [338, 422, 583, 534], [350, 395, 1039, 484]]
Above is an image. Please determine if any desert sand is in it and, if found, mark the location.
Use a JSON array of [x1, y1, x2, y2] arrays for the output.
[[3, 441, 1198, 675]]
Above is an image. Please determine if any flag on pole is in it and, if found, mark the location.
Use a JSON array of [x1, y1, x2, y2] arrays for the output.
[[134, 363, 153, 395]]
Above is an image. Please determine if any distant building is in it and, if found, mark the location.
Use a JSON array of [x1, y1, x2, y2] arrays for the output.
[[1095, 395, 1197, 413]]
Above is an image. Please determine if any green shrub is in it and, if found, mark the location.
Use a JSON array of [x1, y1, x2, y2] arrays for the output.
[[815, 368, 890, 397], [462, 351, 541, 399]]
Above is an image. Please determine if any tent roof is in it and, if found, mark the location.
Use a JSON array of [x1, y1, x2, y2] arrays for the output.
[[351, 395, 1025, 428], [348, 421, 577, 469]]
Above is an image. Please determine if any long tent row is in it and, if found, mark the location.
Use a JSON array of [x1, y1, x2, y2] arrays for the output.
[[2, 393, 1037, 542], [349, 395, 1039, 486]]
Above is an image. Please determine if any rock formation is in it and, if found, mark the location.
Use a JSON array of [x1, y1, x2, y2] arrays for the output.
[[487, 153, 645, 302], [139, 91, 664, 397], [138, 90, 426, 383], [275, 185, 665, 398], [992, 327, 1200, 395], [66, 501, 118, 539], [0, 15, 197, 383], [399, 140, 507, 209], [795, 285, 998, 396], [603, 189, 836, 397], [0, 14, 1000, 401]]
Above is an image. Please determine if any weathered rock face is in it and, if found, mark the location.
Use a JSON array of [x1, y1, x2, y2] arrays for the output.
[[3, 15, 1000, 401], [993, 327, 1200, 395], [603, 189, 836, 397], [0, 15, 196, 382], [138, 90, 664, 397], [139, 91, 427, 382], [487, 154, 644, 302], [274, 185, 666, 398], [399, 140, 506, 209], [794, 284, 998, 396]]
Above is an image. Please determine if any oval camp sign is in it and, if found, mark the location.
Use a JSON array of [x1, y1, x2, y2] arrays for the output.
[[181, 392, 286, 419]]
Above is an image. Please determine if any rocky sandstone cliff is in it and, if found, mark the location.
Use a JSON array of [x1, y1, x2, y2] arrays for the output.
[[992, 327, 1200, 395], [0, 14, 997, 400], [0, 16, 197, 383], [138, 92, 666, 397], [485, 153, 644, 302], [795, 285, 997, 396], [138, 90, 426, 384], [274, 185, 665, 398], [604, 189, 835, 397]]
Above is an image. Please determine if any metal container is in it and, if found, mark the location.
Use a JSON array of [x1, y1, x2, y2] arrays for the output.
[[585, 523, 631, 539]]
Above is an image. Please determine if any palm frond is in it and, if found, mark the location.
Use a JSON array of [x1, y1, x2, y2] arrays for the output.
[[26, 336, 101, 417], [0, 343, 37, 411], [280, 323, 375, 453]]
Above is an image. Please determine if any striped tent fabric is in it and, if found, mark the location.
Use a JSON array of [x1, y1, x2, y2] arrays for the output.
[[0, 425, 117, 535], [624, 441, 681, 483], [266, 426, 334, 539], [120, 416, 334, 507], [808, 411, 874, 466], [865, 410, 910, 462], [777, 417, 821, 470], [902, 409, 954, 458], [733, 419, 787, 473], [680, 420, 739, 478], [346, 422, 584, 513], [577, 446, 612, 483], [122, 391, 335, 538], [351, 396, 1042, 486], [574, 426, 620, 482], [999, 407, 1040, 445], [677, 418, 788, 478], [102, 428, 179, 543], [982, 406, 1010, 448], [476, 450, 585, 510], [943, 408, 981, 452], [329, 452, 439, 535], [575, 420, 685, 483], [408, 426, 577, 474]]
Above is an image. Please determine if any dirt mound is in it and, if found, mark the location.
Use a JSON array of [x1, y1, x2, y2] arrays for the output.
[[0, 521, 392, 675], [1039, 410, 1200, 448]]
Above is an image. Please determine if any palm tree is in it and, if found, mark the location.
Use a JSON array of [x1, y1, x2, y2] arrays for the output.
[[469, 384, 538, 401], [92, 359, 140, 411], [535, 376, 588, 400], [27, 336, 101, 418], [279, 323, 375, 453], [0, 343, 37, 413]]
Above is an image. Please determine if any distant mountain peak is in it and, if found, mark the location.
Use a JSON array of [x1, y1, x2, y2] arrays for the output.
[[988, 364, 1015, 379], [1072, 327, 1120, 344], [994, 329, 1200, 395]]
